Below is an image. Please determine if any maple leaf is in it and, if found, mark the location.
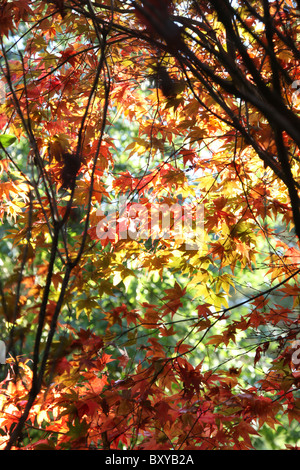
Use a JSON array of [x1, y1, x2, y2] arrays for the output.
[[196, 303, 212, 319], [154, 400, 174, 426], [45, 0, 66, 18], [254, 346, 262, 367], [77, 399, 100, 420], [67, 417, 89, 439]]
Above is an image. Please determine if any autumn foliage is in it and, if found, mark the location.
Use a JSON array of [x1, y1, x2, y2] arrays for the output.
[[0, 0, 300, 450]]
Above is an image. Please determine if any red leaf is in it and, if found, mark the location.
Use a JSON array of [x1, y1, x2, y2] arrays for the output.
[[254, 346, 262, 366]]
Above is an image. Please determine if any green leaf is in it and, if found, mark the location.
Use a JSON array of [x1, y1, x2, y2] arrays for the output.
[[0, 135, 17, 147], [34, 440, 56, 450], [67, 417, 89, 438]]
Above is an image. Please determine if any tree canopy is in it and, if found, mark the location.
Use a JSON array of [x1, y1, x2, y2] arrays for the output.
[[0, 0, 300, 450]]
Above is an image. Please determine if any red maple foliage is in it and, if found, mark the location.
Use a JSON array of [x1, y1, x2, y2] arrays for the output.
[[0, 0, 299, 451]]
